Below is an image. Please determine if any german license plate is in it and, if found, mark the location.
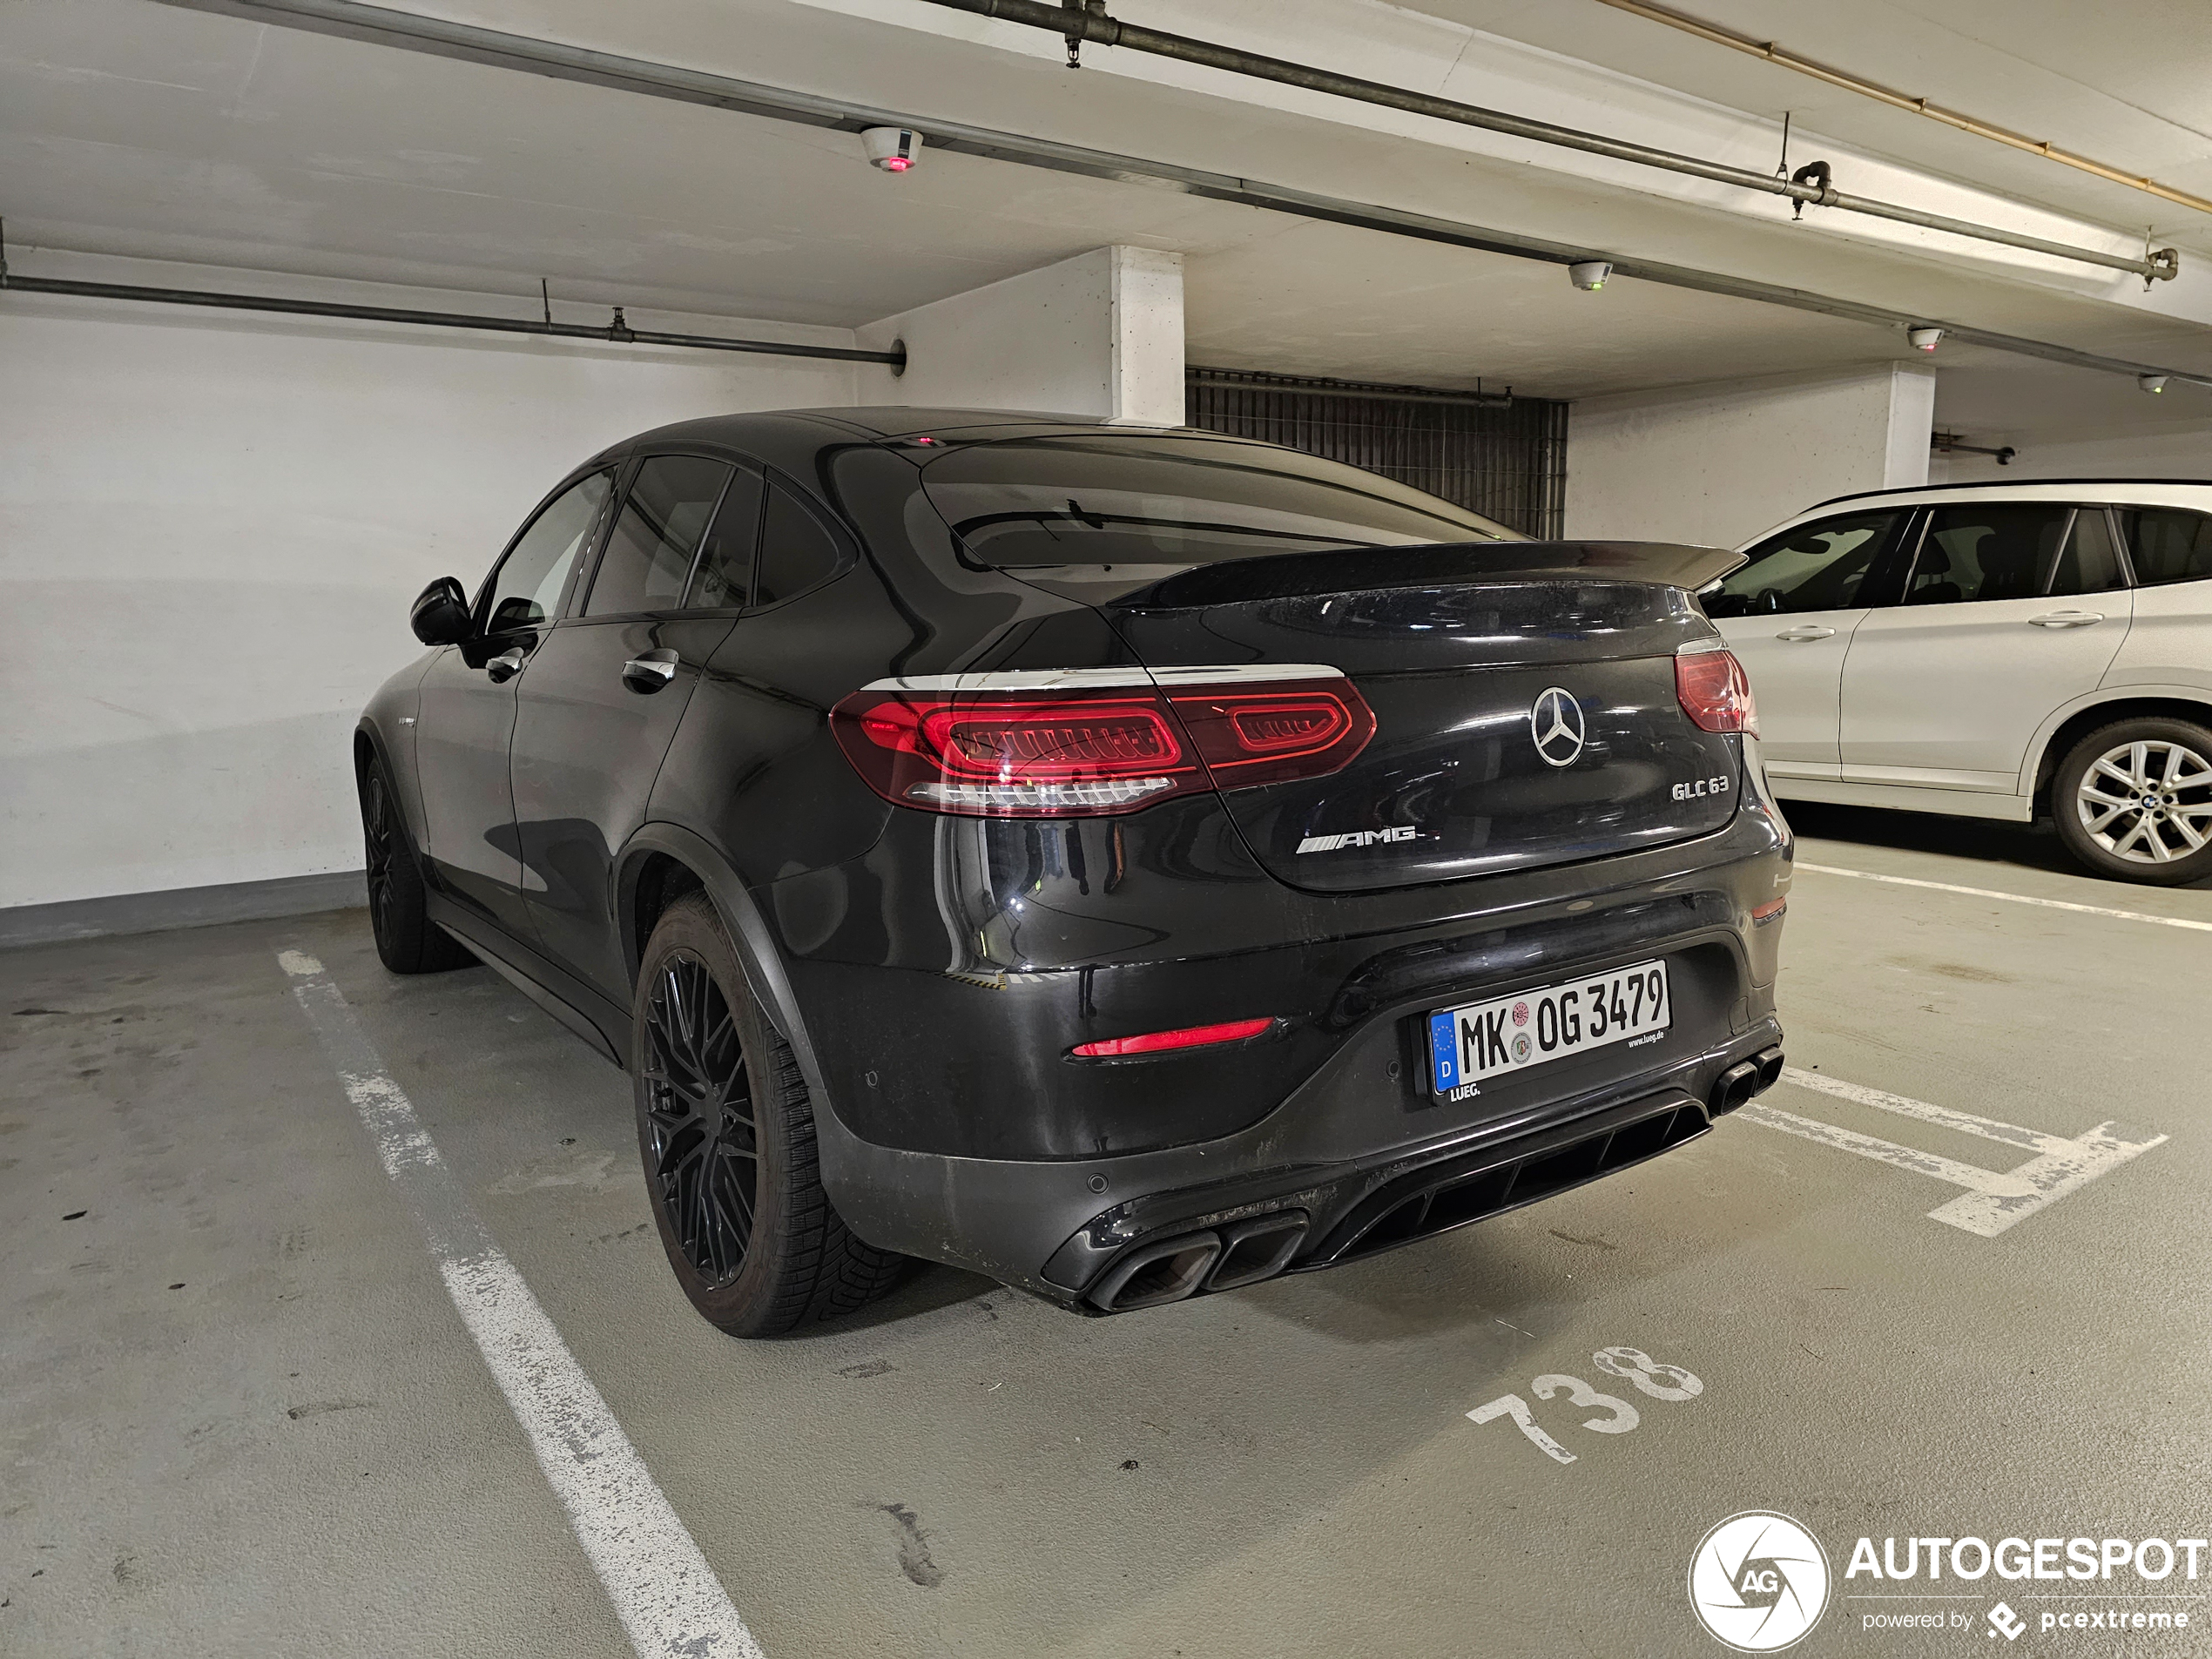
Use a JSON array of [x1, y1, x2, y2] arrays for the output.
[[1429, 960, 1669, 1098]]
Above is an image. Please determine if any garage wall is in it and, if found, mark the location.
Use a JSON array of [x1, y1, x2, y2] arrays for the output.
[[1566, 366, 1936, 549], [1931, 426, 2212, 483], [1926, 363, 2212, 485], [0, 266, 860, 914], [856, 246, 1184, 423]]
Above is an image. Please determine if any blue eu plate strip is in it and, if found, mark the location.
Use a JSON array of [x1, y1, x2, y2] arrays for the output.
[[1429, 1009, 1459, 1092]]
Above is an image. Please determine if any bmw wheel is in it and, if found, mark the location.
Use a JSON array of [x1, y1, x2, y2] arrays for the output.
[[359, 760, 474, 973], [632, 891, 907, 1336], [2053, 718, 2212, 886]]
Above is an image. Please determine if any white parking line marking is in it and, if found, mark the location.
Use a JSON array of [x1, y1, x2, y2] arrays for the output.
[[1795, 861, 2212, 933], [1779, 1067, 2067, 1156], [1737, 1066, 2167, 1238], [1739, 1103, 2040, 1200], [277, 949, 764, 1659]]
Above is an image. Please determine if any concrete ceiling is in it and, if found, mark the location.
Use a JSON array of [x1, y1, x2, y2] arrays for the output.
[[4, 0, 2212, 401], [1405, 0, 2212, 258]]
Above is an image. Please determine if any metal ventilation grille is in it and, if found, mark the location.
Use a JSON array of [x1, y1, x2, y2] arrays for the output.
[[1185, 368, 1568, 538]]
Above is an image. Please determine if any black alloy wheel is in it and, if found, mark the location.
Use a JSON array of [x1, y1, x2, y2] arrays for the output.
[[359, 759, 472, 974], [363, 769, 400, 949], [640, 950, 759, 1287], [630, 890, 907, 1336]]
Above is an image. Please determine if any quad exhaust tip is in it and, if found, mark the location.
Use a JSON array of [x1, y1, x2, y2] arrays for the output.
[[1711, 1045, 1785, 1116], [1086, 1211, 1312, 1312], [1208, 1211, 1308, 1291], [1710, 1062, 1760, 1115]]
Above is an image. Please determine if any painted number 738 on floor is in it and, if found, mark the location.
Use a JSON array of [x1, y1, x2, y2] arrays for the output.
[[1465, 1347, 1703, 1466]]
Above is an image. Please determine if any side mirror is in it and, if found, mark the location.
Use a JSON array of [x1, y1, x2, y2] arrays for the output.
[[410, 577, 472, 645]]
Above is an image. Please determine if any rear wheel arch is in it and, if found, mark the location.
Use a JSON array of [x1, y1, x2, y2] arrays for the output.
[[615, 824, 877, 1227], [2029, 694, 2212, 813], [614, 827, 814, 1067], [625, 851, 706, 981]]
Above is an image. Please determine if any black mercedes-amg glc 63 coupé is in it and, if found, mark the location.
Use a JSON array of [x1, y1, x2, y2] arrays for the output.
[[358, 408, 1790, 1335]]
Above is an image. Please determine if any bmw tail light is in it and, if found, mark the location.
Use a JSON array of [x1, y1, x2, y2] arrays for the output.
[[1675, 643, 1758, 737], [829, 669, 1376, 817]]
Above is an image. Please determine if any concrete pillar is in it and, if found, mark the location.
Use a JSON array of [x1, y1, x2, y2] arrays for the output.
[[857, 246, 1184, 423], [1565, 365, 1938, 549]]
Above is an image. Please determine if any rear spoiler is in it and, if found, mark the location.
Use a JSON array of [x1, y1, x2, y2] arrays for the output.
[[1119, 540, 1745, 610]]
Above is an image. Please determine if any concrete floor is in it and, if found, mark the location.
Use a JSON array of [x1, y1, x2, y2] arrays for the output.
[[5, 808, 2209, 1657]]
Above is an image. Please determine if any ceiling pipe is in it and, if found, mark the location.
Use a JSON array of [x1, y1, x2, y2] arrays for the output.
[[0, 269, 908, 365], [1592, 0, 2212, 220], [928, 0, 2176, 283], [924, 0, 2179, 284], [142, 0, 2212, 390]]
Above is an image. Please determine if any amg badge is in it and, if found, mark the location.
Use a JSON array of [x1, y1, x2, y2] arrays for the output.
[[1298, 826, 1417, 854]]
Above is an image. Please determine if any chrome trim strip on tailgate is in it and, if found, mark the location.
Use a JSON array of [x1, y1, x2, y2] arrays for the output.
[[865, 664, 1345, 692]]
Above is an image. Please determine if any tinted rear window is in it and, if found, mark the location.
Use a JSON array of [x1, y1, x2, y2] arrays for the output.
[[920, 435, 1514, 569], [1905, 504, 2072, 605], [2121, 507, 2212, 587], [587, 455, 732, 617], [754, 483, 847, 605]]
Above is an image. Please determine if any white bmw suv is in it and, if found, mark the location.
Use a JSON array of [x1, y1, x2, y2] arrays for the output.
[[1707, 480, 2212, 885]]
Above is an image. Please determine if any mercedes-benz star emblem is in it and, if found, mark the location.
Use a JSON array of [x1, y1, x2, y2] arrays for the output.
[[1530, 686, 1587, 768]]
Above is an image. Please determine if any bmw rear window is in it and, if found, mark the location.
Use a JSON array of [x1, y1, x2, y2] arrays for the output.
[[920, 435, 1516, 568]]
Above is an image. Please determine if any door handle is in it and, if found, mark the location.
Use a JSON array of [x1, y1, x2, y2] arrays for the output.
[[1774, 625, 1837, 642], [2029, 610, 2104, 628], [484, 646, 526, 684], [622, 649, 680, 693]]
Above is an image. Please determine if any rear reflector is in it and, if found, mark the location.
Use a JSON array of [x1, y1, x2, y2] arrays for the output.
[[831, 671, 1375, 817], [1675, 643, 1758, 736], [1751, 898, 1787, 924], [1069, 1017, 1275, 1057]]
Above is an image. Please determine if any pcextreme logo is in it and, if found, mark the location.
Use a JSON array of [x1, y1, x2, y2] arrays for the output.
[[1688, 1512, 1831, 1652]]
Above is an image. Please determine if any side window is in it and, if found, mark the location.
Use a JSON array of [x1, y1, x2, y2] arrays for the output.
[[2046, 509, 2127, 598], [584, 455, 734, 617], [753, 482, 846, 608], [684, 466, 766, 610], [2119, 508, 2212, 587], [483, 470, 615, 635], [1905, 504, 2071, 606], [1705, 510, 1903, 617]]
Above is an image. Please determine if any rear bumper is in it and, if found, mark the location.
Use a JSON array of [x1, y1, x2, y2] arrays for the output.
[[1054, 1030, 1787, 1310], [773, 758, 1792, 1305], [820, 1014, 1783, 1309]]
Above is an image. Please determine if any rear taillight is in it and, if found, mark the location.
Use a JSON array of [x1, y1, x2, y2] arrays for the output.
[[1163, 679, 1376, 790], [830, 669, 1376, 817], [1675, 643, 1758, 736]]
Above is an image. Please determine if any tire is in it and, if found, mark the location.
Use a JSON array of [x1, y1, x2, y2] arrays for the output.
[[360, 760, 475, 973], [631, 891, 907, 1337], [2051, 717, 2212, 887]]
